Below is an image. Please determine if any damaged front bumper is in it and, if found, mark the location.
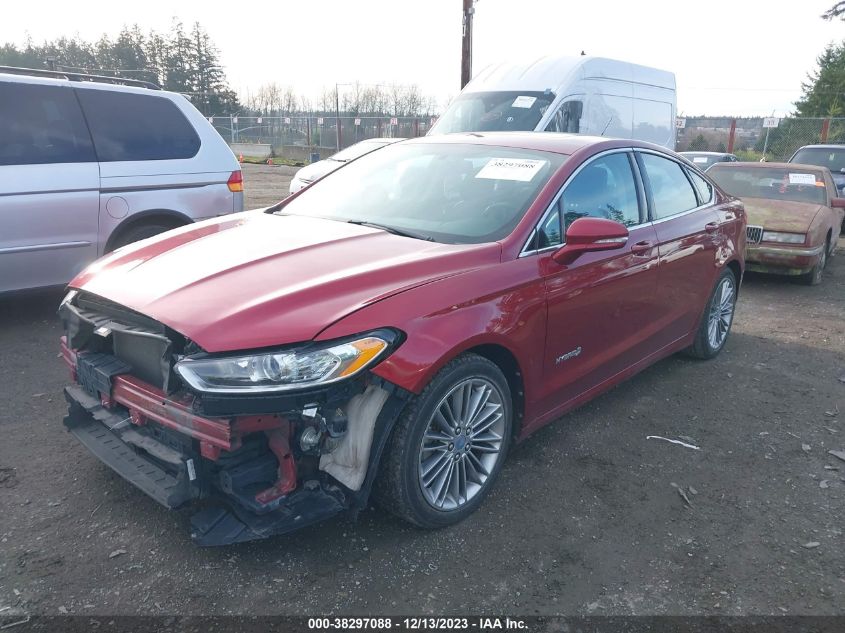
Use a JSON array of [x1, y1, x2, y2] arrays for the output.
[[60, 338, 408, 546], [745, 243, 824, 275]]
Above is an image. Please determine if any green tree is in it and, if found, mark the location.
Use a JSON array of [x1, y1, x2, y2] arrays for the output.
[[688, 134, 709, 151], [794, 42, 845, 117]]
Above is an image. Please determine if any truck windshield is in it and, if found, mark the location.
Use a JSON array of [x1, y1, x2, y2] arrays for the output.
[[431, 91, 555, 134]]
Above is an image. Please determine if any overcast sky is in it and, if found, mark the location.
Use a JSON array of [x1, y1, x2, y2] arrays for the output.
[[3, 0, 843, 116]]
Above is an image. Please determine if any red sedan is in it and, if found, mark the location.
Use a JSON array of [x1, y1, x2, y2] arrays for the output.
[[59, 134, 746, 545]]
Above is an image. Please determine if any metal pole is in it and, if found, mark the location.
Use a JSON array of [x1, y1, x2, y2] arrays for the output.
[[762, 127, 771, 158], [335, 83, 341, 151], [461, 0, 474, 88]]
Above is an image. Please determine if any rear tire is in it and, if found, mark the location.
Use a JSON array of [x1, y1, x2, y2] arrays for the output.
[[374, 353, 513, 528], [685, 267, 737, 360], [109, 223, 174, 251], [802, 238, 828, 286]]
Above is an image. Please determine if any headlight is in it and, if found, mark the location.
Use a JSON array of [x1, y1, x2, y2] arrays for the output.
[[761, 231, 805, 244], [174, 332, 395, 394]]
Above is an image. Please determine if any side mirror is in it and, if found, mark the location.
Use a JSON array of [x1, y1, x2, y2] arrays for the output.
[[551, 217, 629, 265], [831, 197, 845, 209]]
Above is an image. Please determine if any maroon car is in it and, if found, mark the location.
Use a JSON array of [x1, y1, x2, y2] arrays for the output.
[[59, 133, 746, 545]]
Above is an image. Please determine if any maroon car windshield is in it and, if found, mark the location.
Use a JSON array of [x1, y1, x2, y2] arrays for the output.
[[709, 167, 827, 205], [278, 142, 566, 244]]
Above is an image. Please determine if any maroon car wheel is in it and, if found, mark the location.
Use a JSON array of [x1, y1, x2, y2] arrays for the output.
[[375, 354, 513, 528]]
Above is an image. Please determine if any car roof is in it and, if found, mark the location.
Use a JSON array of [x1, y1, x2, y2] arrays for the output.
[[0, 70, 175, 97], [680, 151, 733, 156], [406, 132, 668, 156], [793, 144, 845, 150], [709, 161, 827, 174]]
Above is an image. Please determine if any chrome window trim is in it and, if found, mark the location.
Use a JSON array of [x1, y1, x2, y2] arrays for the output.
[[634, 148, 715, 223], [520, 147, 642, 258]]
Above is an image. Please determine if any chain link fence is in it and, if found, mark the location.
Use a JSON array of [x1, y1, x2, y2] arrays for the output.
[[207, 115, 435, 162], [676, 116, 845, 162]]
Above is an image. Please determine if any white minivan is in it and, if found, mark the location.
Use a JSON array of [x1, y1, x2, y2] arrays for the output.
[[429, 55, 677, 149], [0, 67, 243, 294]]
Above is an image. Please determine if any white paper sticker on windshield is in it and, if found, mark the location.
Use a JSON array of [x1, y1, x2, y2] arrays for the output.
[[476, 158, 547, 181], [511, 95, 537, 109], [788, 173, 817, 185], [693, 157, 709, 163]]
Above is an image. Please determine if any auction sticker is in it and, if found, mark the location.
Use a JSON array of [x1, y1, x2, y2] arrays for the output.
[[788, 173, 816, 185], [476, 158, 547, 181], [693, 157, 708, 163], [511, 95, 537, 109]]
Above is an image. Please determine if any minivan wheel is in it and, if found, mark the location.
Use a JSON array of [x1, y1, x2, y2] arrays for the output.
[[685, 267, 737, 360], [374, 354, 513, 528], [109, 223, 174, 251], [802, 240, 828, 286]]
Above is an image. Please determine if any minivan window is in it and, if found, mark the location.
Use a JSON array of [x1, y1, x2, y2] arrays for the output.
[[639, 153, 698, 219], [431, 91, 555, 134], [558, 152, 641, 228], [0, 82, 95, 166], [76, 89, 200, 161]]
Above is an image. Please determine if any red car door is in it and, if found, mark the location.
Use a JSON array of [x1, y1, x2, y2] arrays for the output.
[[534, 150, 661, 417], [635, 151, 720, 348]]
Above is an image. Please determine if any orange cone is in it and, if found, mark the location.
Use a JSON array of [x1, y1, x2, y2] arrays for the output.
[[238, 154, 243, 163], [267, 158, 272, 165]]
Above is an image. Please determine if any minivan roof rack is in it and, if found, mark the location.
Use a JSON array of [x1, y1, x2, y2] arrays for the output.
[[0, 65, 161, 90]]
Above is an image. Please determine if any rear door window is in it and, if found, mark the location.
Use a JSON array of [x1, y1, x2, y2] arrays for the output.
[[0, 81, 95, 165], [639, 153, 699, 219], [76, 89, 200, 161]]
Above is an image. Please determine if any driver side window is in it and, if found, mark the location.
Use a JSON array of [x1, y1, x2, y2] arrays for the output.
[[558, 152, 641, 228], [545, 100, 583, 133]]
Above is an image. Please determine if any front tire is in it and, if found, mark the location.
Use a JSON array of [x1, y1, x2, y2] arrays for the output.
[[802, 239, 828, 286], [374, 354, 513, 528], [685, 267, 737, 360]]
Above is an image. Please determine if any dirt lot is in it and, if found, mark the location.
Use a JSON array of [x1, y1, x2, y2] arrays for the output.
[[0, 177, 843, 615], [241, 163, 297, 208]]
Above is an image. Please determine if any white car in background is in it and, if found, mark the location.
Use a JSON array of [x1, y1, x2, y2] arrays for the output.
[[289, 138, 405, 193]]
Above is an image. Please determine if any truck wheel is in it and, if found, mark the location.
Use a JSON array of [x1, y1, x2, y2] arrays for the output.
[[374, 354, 513, 528]]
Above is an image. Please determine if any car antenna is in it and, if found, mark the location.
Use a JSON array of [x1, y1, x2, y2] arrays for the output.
[[600, 116, 613, 136]]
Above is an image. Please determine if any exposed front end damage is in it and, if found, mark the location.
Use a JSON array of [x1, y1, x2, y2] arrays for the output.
[[59, 292, 409, 546]]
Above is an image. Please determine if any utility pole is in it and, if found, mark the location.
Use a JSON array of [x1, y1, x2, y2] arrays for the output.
[[461, 0, 475, 88]]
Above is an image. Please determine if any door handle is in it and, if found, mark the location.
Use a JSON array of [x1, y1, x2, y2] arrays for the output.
[[630, 240, 653, 255], [704, 222, 720, 233]]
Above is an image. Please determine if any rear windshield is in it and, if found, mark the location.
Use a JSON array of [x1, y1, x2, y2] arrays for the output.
[[709, 166, 827, 205], [431, 91, 555, 134], [278, 142, 566, 244], [791, 147, 845, 174]]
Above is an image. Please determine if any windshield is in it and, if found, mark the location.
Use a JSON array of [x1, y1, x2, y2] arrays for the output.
[[709, 166, 827, 205], [330, 140, 391, 162], [277, 142, 565, 244], [430, 91, 555, 134], [791, 147, 845, 174]]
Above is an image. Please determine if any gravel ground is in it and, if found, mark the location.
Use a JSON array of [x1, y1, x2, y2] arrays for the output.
[[242, 163, 296, 208], [0, 183, 843, 615]]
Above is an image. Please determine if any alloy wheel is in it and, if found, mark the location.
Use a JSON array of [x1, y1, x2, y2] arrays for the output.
[[707, 275, 735, 350], [417, 378, 506, 511]]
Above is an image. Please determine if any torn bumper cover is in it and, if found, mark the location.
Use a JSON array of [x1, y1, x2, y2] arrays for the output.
[[745, 243, 824, 275], [60, 337, 408, 546]]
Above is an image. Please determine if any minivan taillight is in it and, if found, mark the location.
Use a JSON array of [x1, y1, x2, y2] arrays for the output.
[[227, 170, 244, 193]]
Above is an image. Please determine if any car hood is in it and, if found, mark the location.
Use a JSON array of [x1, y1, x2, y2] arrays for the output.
[[70, 212, 499, 352], [741, 197, 823, 233], [294, 159, 342, 183]]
